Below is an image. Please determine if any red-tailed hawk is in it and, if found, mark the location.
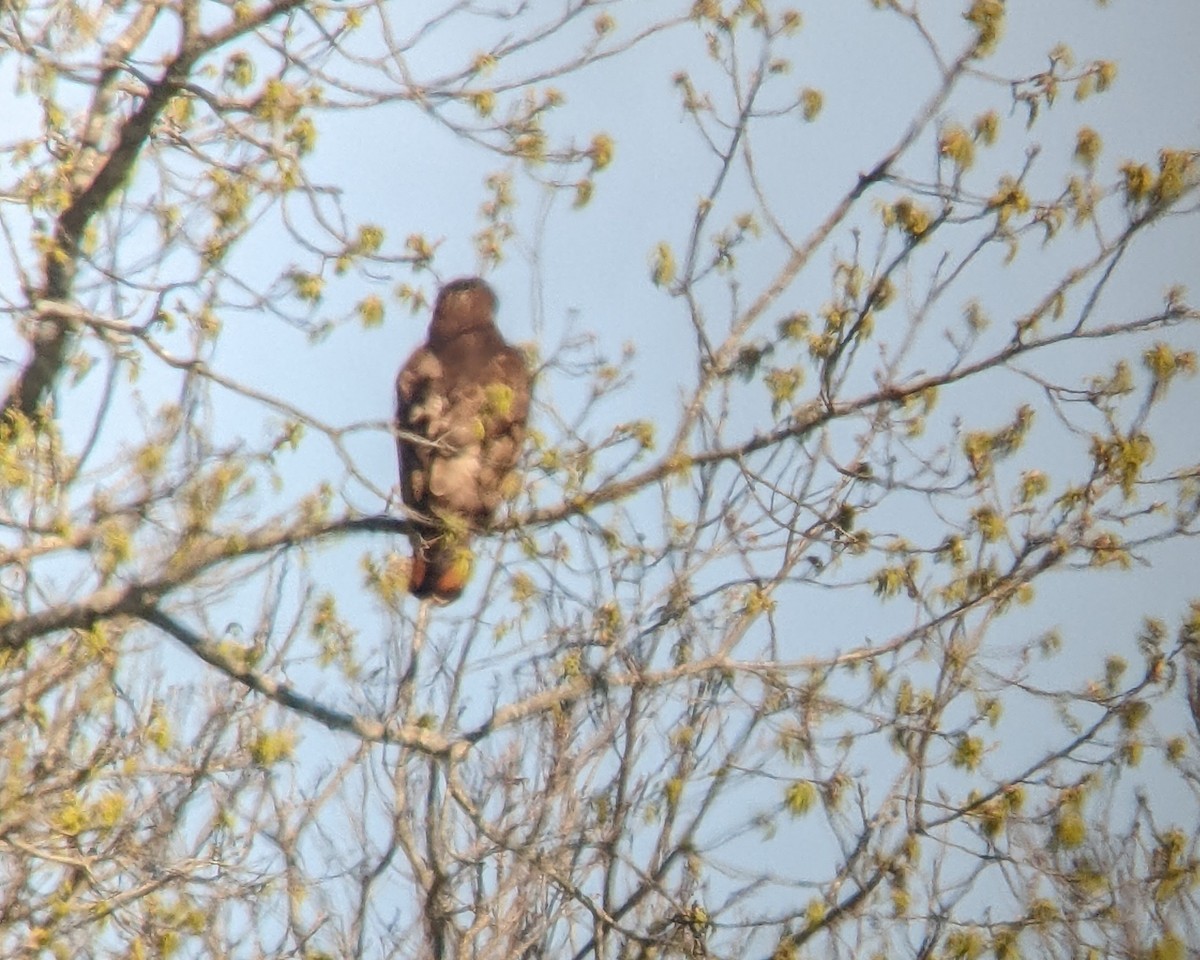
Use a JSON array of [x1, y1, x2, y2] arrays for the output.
[[395, 278, 532, 603]]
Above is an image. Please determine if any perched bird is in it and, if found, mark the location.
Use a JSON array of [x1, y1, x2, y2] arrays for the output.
[[395, 278, 532, 603]]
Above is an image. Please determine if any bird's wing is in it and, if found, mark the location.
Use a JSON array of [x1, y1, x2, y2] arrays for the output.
[[395, 346, 445, 512]]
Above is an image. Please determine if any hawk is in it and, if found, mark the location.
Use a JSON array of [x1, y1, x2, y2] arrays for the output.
[[395, 278, 532, 603]]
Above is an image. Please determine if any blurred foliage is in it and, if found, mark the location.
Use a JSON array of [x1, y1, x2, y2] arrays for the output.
[[1, 1, 1199, 959]]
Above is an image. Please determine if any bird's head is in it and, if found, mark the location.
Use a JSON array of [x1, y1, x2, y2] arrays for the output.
[[429, 277, 498, 341]]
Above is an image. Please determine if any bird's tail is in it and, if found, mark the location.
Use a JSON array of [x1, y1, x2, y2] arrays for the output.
[[408, 530, 473, 604]]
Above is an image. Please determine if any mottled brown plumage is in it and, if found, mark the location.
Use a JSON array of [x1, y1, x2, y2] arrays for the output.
[[395, 278, 532, 603]]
